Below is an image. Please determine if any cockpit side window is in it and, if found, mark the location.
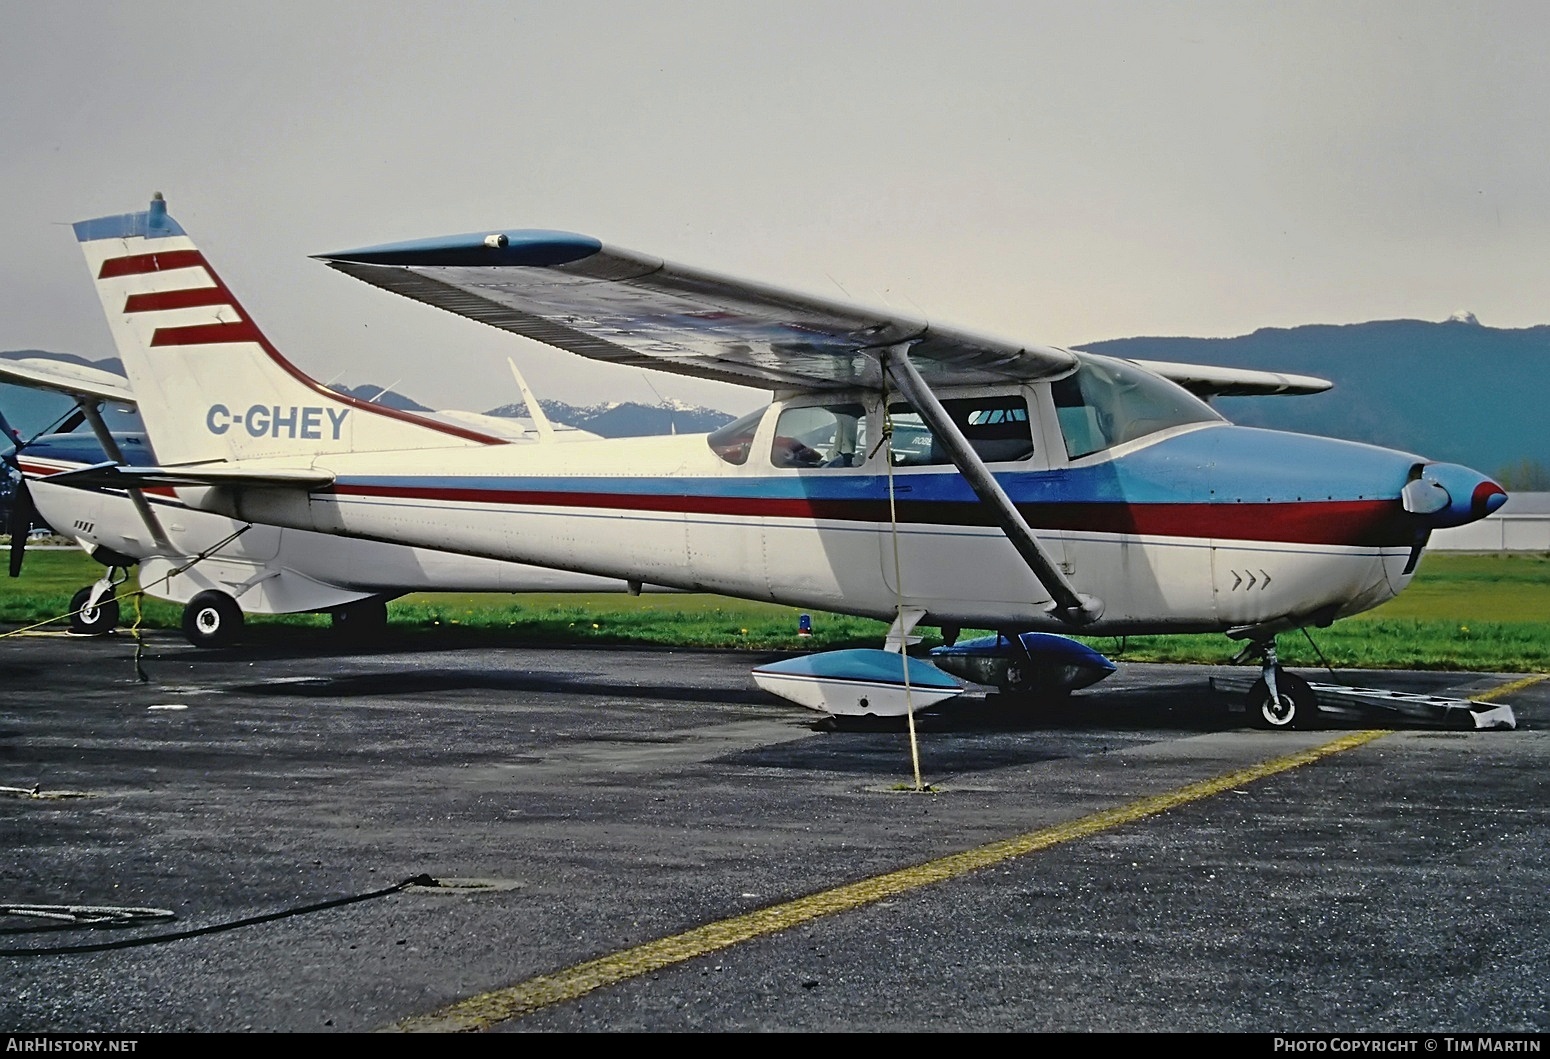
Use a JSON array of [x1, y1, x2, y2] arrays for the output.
[[707, 408, 764, 466], [770, 403, 869, 469], [1051, 355, 1221, 460], [885, 394, 1035, 466]]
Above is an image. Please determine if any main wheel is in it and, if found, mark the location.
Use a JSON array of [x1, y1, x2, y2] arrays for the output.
[[1246, 669, 1318, 730], [182, 591, 244, 648], [331, 598, 389, 642], [68, 586, 120, 635]]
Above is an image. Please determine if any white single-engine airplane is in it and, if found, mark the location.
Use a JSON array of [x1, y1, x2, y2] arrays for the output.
[[49, 194, 1506, 727], [0, 355, 647, 646]]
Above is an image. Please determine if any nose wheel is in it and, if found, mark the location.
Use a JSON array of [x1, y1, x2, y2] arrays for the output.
[[1233, 637, 1321, 730], [1246, 668, 1317, 729]]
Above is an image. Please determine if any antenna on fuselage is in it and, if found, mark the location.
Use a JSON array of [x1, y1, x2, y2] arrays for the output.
[[366, 381, 401, 404]]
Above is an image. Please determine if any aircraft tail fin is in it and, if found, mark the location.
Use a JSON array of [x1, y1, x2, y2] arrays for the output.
[[506, 358, 556, 443], [73, 194, 509, 467]]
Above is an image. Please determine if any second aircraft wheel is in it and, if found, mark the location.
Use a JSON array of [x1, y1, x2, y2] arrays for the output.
[[182, 591, 244, 648], [69, 586, 120, 635]]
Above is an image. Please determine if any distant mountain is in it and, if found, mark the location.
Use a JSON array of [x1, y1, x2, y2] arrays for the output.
[[1082, 318, 1549, 476], [328, 384, 432, 412], [327, 388, 736, 437]]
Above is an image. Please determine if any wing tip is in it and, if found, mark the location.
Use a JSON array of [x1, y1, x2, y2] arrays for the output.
[[314, 229, 602, 268]]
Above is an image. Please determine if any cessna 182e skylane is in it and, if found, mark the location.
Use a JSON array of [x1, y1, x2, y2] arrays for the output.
[[47, 195, 1506, 728]]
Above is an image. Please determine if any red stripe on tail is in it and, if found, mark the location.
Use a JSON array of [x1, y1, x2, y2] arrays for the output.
[[97, 249, 206, 278], [150, 320, 264, 346], [124, 287, 232, 313]]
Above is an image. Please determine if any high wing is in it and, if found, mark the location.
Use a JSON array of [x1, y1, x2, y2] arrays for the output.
[[0, 356, 136, 405], [316, 230, 1331, 398], [315, 231, 1080, 392], [1127, 359, 1331, 398]]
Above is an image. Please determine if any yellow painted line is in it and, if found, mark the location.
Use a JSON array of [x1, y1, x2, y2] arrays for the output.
[[1471, 673, 1548, 701], [386, 727, 1392, 1032]]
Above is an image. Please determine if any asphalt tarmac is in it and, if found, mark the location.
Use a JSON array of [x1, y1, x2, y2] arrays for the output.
[[1, 626, 1546, 1035]]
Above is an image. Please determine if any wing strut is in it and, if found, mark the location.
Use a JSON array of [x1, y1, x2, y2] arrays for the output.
[[880, 345, 1103, 627], [77, 400, 171, 549]]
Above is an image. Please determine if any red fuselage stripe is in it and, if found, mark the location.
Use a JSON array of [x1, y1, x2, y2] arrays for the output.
[[327, 484, 1413, 547]]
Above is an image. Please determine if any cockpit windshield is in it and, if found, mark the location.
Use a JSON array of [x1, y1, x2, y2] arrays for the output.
[[706, 408, 763, 466], [1051, 354, 1221, 460]]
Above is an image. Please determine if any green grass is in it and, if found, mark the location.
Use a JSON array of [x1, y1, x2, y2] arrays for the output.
[[2, 546, 1546, 671]]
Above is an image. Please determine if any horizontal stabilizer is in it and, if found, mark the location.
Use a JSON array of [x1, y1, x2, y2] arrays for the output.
[[41, 462, 334, 490]]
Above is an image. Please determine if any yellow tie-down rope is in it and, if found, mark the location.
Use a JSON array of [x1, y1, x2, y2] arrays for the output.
[[0, 523, 253, 677]]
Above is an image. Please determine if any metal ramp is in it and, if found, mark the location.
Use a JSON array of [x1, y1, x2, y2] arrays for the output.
[[1210, 671, 1517, 730]]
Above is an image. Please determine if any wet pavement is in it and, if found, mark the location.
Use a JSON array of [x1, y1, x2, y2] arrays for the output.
[[2, 627, 1545, 1033]]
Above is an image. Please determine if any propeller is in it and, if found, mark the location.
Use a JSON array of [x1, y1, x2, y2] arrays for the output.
[[7, 474, 34, 578], [2, 405, 43, 578]]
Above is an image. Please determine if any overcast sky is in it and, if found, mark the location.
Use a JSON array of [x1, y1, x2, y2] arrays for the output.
[[2, 1, 1543, 415]]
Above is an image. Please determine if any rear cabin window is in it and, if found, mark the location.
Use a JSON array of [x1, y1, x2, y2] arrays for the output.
[[885, 395, 1035, 466], [1051, 355, 1220, 460]]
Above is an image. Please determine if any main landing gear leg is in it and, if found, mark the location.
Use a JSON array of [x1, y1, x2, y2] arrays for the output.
[[1234, 636, 1319, 730]]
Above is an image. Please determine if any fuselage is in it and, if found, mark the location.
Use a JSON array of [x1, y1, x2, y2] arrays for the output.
[[210, 373, 1460, 635]]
